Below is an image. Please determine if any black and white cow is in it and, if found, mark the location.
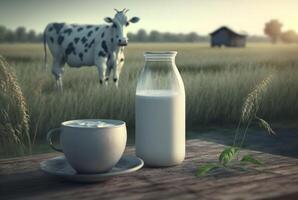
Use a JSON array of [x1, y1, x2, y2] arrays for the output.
[[43, 9, 139, 91]]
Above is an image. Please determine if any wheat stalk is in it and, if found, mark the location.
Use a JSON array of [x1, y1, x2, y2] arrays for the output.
[[241, 74, 274, 122], [0, 56, 31, 152], [234, 73, 275, 146]]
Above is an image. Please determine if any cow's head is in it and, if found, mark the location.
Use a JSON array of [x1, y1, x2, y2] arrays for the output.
[[104, 8, 140, 46]]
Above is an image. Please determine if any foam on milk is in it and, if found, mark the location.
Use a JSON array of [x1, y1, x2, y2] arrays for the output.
[[66, 120, 114, 128]]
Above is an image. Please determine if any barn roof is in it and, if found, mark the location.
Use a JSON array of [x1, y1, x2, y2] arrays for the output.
[[209, 26, 246, 37]]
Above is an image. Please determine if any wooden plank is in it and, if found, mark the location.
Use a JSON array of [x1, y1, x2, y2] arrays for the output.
[[0, 139, 298, 200]]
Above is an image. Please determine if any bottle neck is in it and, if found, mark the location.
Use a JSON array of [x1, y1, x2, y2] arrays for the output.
[[144, 51, 177, 61], [144, 58, 176, 73], [137, 51, 183, 92], [144, 51, 177, 71]]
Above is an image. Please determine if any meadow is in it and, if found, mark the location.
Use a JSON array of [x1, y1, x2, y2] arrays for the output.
[[1, 43, 298, 157]]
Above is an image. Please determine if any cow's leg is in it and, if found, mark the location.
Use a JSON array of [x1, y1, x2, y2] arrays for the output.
[[105, 54, 116, 85], [112, 48, 125, 88], [95, 56, 108, 86], [112, 66, 119, 88], [113, 71, 119, 89], [104, 65, 112, 86], [112, 59, 124, 89], [105, 66, 112, 84], [110, 57, 119, 88], [51, 59, 64, 92]]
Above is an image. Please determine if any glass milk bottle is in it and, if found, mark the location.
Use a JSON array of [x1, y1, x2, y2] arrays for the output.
[[135, 51, 185, 166]]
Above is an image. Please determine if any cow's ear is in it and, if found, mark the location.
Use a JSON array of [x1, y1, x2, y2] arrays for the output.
[[104, 17, 113, 23], [129, 17, 140, 23]]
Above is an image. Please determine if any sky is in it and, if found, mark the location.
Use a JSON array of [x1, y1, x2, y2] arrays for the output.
[[0, 0, 297, 35]]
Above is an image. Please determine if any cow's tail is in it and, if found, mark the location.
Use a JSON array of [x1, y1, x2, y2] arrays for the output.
[[43, 27, 48, 70]]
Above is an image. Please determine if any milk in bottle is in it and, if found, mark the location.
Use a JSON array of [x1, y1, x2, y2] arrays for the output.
[[135, 51, 185, 166]]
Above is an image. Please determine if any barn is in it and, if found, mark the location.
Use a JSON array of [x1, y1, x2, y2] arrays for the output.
[[209, 26, 246, 47]]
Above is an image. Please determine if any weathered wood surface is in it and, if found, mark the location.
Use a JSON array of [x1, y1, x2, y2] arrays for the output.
[[1, 139, 298, 200]]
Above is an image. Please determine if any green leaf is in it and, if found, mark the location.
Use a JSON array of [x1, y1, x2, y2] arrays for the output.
[[219, 147, 239, 166], [241, 154, 263, 166], [196, 163, 219, 176]]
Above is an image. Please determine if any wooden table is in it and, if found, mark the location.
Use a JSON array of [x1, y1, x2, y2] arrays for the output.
[[1, 139, 298, 200]]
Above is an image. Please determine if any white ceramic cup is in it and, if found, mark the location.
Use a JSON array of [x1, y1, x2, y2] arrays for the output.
[[47, 119, 127, 174]]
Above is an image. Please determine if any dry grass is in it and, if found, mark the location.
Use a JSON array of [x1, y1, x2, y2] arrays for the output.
[[0, 43, 297, 157], [234, 73, 276, 146], [241, 73, 275, 122], [0, 56, 30, 155]]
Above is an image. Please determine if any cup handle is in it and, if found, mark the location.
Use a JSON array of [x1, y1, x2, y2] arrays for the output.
[[47, 128, 63, 152]]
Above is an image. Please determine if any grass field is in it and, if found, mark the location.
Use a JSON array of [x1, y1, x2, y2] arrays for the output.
[[1, 43, 298, 157]]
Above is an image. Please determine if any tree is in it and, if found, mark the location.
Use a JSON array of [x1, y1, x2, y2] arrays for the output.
[[264, 19, 283, 44], [175, 33, 185, 42], [163, 32, 175, 42], [127, 32, 136, 42], [5, 30, 16, 43], [136, 29, 147, 42], [35, 33, 43, 43], [15, 27, 27, 42], [0, 25, 7, 43], [280, 30, 298, 44], [149, 30, 162, 42], [27, 30, 36, 42], [185, 32, 200, 42]]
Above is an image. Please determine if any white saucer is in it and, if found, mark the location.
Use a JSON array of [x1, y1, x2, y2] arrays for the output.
[[40, 155, 144, 183]]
